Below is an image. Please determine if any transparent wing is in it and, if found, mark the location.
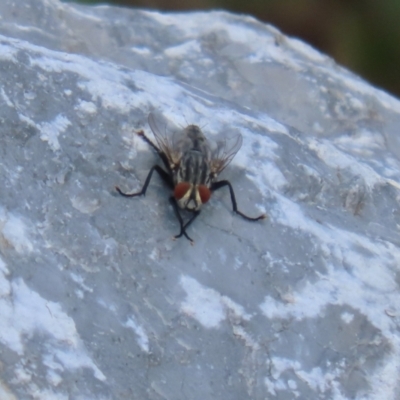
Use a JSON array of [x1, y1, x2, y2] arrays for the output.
[[210, 133, 243, 175], [148, 112, 182, 166]]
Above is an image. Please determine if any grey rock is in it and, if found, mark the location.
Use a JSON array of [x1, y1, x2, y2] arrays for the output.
[[0, 0, 399, 399]]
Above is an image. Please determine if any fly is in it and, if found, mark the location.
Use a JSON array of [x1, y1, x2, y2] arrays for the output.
[[116, 112, 266, 243]]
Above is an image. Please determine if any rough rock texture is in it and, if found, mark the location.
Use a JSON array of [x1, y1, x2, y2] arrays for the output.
[[1, 1, 400, 399]]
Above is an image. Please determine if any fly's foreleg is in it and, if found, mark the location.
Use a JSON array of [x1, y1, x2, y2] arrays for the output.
[[181, 210, 201, 233], [116, 165, 173, 197], [211, 180, 266, 221], [169, 197, 200, 244]]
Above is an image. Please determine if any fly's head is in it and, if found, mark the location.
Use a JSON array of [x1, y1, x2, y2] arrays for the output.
[[174, 181, 211, 211]]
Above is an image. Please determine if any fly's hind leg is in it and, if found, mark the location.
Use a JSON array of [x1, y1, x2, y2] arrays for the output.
[[211, 180, 266, 221], [136, 130, 159, 154], [136, 130, 171, 173]]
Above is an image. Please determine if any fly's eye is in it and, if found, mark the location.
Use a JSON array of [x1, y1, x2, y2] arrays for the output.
[[174, 182, 191, 200], [198, 185, 211, 204]]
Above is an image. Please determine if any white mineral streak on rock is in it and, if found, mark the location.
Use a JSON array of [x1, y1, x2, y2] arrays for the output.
[[39, 115, 71, 152]]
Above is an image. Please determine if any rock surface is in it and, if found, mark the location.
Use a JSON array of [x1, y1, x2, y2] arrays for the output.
[[1, 0, 400, 399]]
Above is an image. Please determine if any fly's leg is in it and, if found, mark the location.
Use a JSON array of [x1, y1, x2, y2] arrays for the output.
[[211, 180, 266, 221], [169, 196, 193, 243], [169, 197, 199, 244], [136, 130, 171, 173], [116, 165, 173, 197], [181, 210, 201, 233], [137, 130, 159, 154]]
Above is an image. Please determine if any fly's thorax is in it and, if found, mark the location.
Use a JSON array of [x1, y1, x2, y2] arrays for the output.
[[176, 150, 211, 186]]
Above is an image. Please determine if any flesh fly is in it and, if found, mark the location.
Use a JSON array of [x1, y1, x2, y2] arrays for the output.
[[116, 113, 265, 243]]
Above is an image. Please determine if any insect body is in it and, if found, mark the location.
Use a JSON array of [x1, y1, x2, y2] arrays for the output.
[[116, 113, 265, 243]]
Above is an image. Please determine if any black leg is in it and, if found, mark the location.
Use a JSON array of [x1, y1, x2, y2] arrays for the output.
[[137, 130, 172, 174], [181, 210, 201, 233], [116, 165, 173, 197], [137, 130, 159, 153], [169, 197, 199, 243], [211, 180, 266, 221]]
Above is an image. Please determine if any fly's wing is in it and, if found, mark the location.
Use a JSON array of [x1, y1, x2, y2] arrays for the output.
[[148, 112, 182, 168], [210, 133, 243, 176]]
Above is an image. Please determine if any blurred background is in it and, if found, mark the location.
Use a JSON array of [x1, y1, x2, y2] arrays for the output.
[[65, 0, 400, 99]]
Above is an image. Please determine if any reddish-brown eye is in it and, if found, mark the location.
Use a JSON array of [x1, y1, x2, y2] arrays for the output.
[[174, 182, 191, 200], [198, 185, 211, 204]]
